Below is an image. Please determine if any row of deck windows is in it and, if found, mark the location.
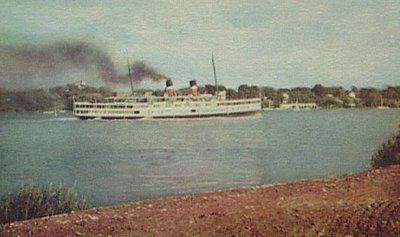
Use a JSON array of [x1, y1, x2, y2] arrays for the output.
[[76, 103, 217, 109], [217, 100, 259, 106], [75, 110, 141, 114], [75, 104, 138, 109], [74, 108, 229, 114]]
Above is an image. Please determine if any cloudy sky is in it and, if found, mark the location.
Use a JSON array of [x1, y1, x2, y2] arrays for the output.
[[1, 0, 399, 90]]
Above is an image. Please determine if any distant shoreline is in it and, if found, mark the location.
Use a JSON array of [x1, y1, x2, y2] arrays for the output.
[[1, 84, 400, 112]]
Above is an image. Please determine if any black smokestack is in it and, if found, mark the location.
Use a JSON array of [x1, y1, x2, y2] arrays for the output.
[[190, 80, 197, 87], [0, 42, 169, 89], [166, 79, 173, 87]]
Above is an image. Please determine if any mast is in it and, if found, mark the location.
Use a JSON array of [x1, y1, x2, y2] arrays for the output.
[[212, 53, 218, 96], [126, 51, 134, 96]]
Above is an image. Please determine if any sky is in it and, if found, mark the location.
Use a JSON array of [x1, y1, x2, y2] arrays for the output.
[[1, 0, 399, 90]]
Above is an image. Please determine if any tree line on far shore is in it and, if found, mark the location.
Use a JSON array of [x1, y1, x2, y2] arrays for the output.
[[1, 83, 400, 112]]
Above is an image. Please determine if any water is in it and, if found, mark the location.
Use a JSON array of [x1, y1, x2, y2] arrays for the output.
[[1, 109, 399, 206]]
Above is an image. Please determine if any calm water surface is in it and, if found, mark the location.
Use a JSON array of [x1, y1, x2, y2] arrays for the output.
[[1, 109, 399, 206]]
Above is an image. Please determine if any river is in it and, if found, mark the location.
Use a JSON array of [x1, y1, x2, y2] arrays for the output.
[[1, 109, 399, 206]]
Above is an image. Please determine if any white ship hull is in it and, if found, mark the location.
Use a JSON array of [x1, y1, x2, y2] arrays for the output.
[[74, 95, 261, 120]]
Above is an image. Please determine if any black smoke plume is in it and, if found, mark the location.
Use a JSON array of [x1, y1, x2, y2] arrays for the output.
[[132, 61, 169, 82], [114, 61, 170, 84], [0, 42, 168, 89]]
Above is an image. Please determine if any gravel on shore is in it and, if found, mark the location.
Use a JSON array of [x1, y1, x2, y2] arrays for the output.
[[1, 165, 399, 237]]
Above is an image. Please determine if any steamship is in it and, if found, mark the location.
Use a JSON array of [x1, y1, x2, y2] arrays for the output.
[[73, 57, 261, 120]]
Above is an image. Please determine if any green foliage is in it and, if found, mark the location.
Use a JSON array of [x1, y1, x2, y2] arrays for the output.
[[0, 89, 54, 112], [238, 84, 260, 99], [0, 84, 115, 112], [1, 84, 399, 112], [371, 129, 400, 168], [320, 96, 344, 108], [0, 183, 89, 224]]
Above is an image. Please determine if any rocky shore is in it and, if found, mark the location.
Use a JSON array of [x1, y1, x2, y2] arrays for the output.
[[1, 165, 399, 237]]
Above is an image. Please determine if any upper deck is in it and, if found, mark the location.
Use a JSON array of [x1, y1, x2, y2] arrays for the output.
[[73, 80, 261, 119], [73, 92, 261, 119]]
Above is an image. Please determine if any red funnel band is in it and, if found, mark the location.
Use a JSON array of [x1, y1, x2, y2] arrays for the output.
[[167, 87, 174, 96], [191, 86, 198, 96]]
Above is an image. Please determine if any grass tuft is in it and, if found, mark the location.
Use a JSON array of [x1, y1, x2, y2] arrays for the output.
[[371, 128, 400, 168], [0, 183, 89, 224]]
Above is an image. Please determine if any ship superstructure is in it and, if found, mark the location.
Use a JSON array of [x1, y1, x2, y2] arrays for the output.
[[73, 56, 261, 120], [73, 80, 261, 120]]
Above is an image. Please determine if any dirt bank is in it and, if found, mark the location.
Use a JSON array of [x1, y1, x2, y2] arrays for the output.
[[1, 165, 400, 237]]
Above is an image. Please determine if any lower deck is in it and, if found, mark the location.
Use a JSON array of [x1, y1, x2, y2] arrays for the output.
[[76, 110, 260, 120], [74, 98, 261, 120]]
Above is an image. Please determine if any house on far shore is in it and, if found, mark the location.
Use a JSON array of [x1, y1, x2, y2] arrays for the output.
[[345, 92, 357, 108], [278, 102, 318, 110], [277, 93, 318, 110]]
